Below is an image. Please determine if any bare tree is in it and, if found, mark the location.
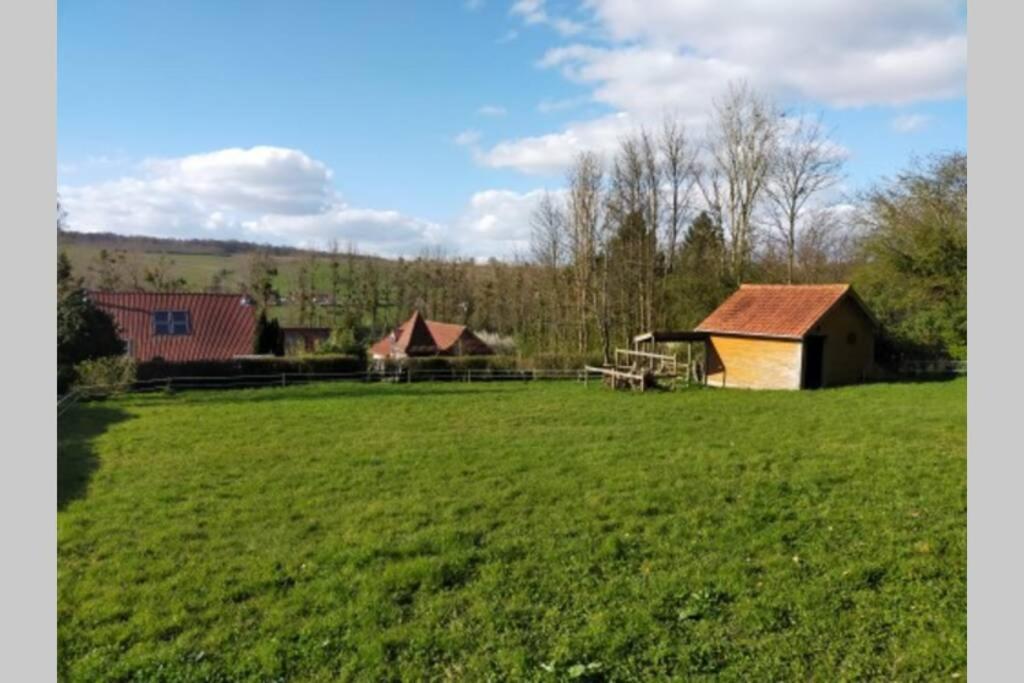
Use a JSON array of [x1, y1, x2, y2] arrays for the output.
[[143, 254, 187, 292], [766, 114, 843, 283], [89, 249, 128, 291], [327, 239, 342, 328], [530, 192, 568, 349], [606, 135, 646, 336], [530, 192, 566, 269], [639, 128, 661, 331], [661, 118, 697, 271], [795, 206, 855, 283], [566, 151, 604, 353], [244, 249, 279, 314], [700, 81, 780, 285]]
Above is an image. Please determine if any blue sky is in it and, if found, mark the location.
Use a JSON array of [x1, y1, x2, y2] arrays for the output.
[[58, 1, 966, 258]]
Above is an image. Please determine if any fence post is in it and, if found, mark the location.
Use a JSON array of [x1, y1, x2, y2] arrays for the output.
[[281, 372, 286, 388]]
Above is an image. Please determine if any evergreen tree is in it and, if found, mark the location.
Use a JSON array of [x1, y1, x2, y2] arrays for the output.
[[253, 311, 284, 356], [58, 252, 125, 392]]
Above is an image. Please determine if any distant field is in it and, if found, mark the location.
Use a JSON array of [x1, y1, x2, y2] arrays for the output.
[[58, 379, 966, 681], [60, 241, 376, 326], [61, 243, 303, 293]]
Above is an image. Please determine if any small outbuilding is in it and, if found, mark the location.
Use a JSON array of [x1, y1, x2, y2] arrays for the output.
[[694, 284, 877, 390], [281, 327, 331, 355], [370, 310, 492, 360]]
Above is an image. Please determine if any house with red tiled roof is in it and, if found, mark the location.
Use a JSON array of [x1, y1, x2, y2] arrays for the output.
[[88, 292, 258, 362], [694, 284, 877, 390], [370, 311, 492, 360]]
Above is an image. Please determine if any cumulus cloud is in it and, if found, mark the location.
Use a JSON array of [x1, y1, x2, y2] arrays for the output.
[[60, 146, 445, 256], [484, 0, 966, 174], [891, 113, 931, 133], [59, 146, 557, 260], [452, 188, 562, 258], [480, 112, 636, 175]]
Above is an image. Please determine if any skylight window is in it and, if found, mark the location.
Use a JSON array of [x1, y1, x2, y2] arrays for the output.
[[154, 310, 190, 336]]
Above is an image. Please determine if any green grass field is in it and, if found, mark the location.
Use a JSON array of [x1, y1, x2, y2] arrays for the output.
[[58, 379, 966, 681]]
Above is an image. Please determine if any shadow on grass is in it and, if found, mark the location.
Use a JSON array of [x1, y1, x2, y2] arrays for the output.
[[58, 403, 133, 510]]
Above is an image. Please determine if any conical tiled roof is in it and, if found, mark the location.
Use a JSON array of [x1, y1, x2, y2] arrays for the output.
[[394, 310, 440, 355], [369, 310, 494, 358]]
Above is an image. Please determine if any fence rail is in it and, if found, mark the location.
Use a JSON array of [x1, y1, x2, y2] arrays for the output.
[[58, 367, 606, 414], [59, 359, 966, 415]]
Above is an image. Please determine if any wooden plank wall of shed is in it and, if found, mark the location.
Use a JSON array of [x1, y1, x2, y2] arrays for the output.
[[705, 335, 804, 390], [806, 297, 877, 387]]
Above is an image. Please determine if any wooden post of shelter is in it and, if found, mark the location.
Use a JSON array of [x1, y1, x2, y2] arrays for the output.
[[687, 342, 692, 386]]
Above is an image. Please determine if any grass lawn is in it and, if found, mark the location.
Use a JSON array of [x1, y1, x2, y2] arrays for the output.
[[58, 379, 966, 681]]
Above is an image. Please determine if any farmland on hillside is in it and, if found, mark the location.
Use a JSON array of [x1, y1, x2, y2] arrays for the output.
[[58, 379, 966, 681]]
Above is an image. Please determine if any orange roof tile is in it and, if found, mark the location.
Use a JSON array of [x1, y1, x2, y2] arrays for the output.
[[695, 284, 860, 339], [371, 311, 492, 357]]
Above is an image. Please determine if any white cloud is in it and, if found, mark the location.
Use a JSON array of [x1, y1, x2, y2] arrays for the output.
[[452, 188, 563, 258], [486, 0, 965, 174], [891, 113, 931, 133], [539, 44, 748, 118], [511, 0, 585, 36], [477, 104, 508, 117], [58, 154, 134, 177], [59, 145, 558, 260], [454, 129, 483, 146], [60, 146, 444, 256], [480, 112, 636, 175], [497, 29, 519, 44]]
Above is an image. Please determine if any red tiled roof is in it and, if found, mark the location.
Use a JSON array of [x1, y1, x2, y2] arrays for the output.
[[371, 311, 493, 358], [695, 284, 861, 339], [426, 320, 470, 352], [89, 291, 257, 362], [396, 310, 440, 355]]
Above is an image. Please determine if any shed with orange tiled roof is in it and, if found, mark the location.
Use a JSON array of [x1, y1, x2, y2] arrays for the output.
[[693, 284, 878, 390]]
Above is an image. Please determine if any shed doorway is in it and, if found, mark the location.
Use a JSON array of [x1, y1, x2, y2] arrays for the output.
[[802, 335, 825, 389]]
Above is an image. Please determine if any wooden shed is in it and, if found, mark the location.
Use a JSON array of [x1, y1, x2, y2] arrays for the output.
[[694, 284, 877, 390]]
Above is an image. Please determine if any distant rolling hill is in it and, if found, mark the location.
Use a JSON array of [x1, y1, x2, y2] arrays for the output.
[[57, 231, 400, 326], [56, 231, 499, 328]]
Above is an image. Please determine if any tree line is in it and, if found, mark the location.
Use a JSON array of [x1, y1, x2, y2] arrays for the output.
[[518, 81, 965, 362]]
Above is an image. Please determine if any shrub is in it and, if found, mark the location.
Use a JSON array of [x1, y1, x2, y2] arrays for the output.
[[58, 287, 126, 393], [74, 356, 137, 394], [317, 328, 367, 359], [136, 355, 366, 381]]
